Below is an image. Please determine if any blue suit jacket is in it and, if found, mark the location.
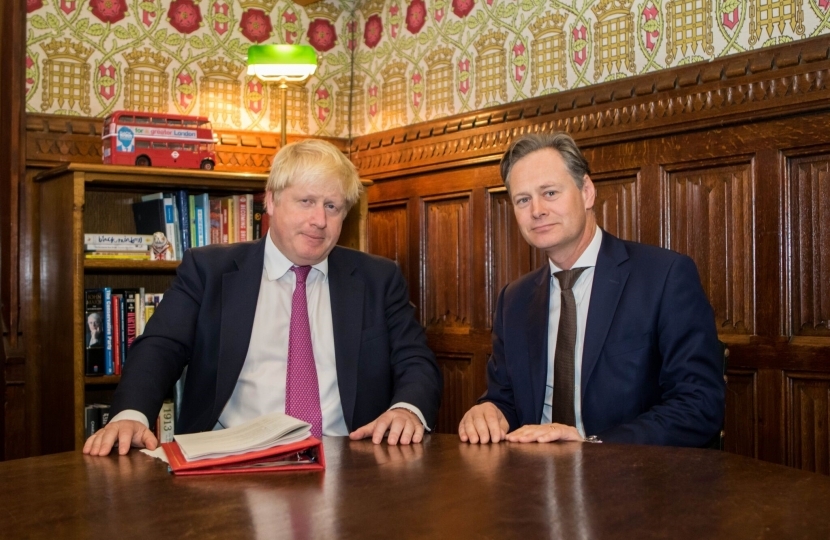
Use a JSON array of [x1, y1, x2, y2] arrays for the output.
[[111, 239, 442, 433], [480, 231, 725, 446]]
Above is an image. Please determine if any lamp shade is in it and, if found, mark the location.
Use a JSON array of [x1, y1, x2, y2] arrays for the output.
[[246, 44, 318, 82]]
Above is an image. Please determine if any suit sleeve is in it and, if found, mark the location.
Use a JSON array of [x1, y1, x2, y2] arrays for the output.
[[597, 256, 725, 447], [110, 248, 204, 422], [383, 265, 444, 428], [478, 285, 520, 431]]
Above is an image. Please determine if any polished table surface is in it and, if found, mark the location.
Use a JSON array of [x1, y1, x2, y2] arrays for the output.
[[2, 434, 829, 539]]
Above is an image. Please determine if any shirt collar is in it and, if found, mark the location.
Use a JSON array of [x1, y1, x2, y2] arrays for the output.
[[548, 225, 603, 275], [263, 233, 329, 281]]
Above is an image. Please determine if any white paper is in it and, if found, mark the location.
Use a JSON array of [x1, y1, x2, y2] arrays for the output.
[[173, 412, 311, 462]]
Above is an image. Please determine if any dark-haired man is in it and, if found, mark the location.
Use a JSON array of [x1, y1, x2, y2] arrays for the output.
[[459, 132, 724, 447]]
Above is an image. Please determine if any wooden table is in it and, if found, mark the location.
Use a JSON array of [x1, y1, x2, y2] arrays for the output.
[[2, 434, 829, 539]]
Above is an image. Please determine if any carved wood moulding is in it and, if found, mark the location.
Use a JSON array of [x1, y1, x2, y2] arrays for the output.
[[350, 37, 830, 180], [25, 113, 348, 173]]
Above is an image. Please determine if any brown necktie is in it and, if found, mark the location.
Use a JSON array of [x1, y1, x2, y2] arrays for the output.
[[551, 267, 588, 426]]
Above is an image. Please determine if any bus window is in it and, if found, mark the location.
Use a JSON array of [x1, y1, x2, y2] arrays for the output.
[[136, 140, 150, 148], [198, 121, 212, 130], [167, 119, 182, 127], [120, 115, 134, 124], [152, 141, 168, 149], [183, 119, 199, 128], [169, 142, 183, 150], [152, 117, 167, 125], [184, 144, 197, 152], [134, 116, 149, 124]]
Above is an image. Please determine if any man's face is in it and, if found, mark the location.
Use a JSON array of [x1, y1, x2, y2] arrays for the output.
[[266, 181, 347, 266], [88, 315, 101, 334], [509, 149, 595, 263]]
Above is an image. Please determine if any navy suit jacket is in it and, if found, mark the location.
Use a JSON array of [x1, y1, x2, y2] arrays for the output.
[[480, 230, 725, 446], [111, 239, 442, 434]]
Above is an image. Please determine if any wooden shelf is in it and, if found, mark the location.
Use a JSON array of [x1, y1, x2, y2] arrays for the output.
[[85, 376, 120, 385], [84, 259, 180, 272]]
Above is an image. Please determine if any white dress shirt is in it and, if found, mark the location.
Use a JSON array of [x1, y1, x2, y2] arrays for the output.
[[541, 225, 603, 437], [111, 234, 427, 434]]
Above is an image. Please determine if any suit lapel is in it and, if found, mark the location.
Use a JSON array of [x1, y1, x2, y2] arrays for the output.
[[328, 247, 364, 430], [527, 264, 552, 424], [214, 239, 267, 419], [582, 232, 629, 394]]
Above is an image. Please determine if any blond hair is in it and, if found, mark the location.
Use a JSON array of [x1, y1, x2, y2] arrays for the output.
[[266, 139, 362, 210]]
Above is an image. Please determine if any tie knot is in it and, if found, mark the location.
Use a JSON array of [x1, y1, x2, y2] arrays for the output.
[[554, 267, 588, 291], [291, 265, 312, 284]]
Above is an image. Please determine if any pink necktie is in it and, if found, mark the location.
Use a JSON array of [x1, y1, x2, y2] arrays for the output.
[[285, 265, 323, 438]]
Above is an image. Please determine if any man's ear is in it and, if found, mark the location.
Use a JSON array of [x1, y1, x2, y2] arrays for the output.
[[582, 175, 596, 210], [265, 190, 276, 215]]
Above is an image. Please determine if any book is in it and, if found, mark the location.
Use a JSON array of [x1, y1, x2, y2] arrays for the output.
[[102, 287, 113, 375], [160, 413, 324, 476], [84, 405, 100, 439], [132, 199, 166, 236], [175, 190, 191, 253], [111, 293, 122, 376], [157, 399, 176, 444], [83, 289, 105, 376], [84, 252, 152, 260], [188, 194, 197, 247], [209, 197, 221, 245], [84, 234, 153, 246], [84, 243, 150, 252], [238, 194, 248, 242], [163, 194, 178, 260], [252, 192, 265, 240]]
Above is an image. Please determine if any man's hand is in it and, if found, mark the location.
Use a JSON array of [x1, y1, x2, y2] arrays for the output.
[[82, 420, 159, 456], [458, 402, 510, 444], [505, 423, 583, 443], [349, 408, 425, 445]]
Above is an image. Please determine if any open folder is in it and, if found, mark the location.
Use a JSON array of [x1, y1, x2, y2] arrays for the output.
[[160, 412, 325, 475]]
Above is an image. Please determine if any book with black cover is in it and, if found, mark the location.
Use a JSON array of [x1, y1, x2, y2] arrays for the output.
[[84, 289, 105, 375], [132, 199, 166, 236]]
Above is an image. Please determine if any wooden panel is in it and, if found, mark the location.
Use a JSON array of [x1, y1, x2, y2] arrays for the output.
[[666, 162, 754, 335], [787, 373, 830, 475], [788, 155, 830, 337], [434, 354, 475, 434], [486, 188, 545, 328], [724, 369, 757, 458], [422, 194, 472, 332], [367, 202, 409, 279], [592, 173, 639, 242]]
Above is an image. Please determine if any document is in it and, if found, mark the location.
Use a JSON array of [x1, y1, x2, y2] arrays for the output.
[[174, 412, 311, 461]]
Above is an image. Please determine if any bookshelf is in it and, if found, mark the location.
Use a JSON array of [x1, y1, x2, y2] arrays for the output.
[[34, 163, 367, 453]]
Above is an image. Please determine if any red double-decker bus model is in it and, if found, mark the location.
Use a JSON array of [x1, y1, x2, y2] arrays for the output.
[[102, 111, 217, 170]]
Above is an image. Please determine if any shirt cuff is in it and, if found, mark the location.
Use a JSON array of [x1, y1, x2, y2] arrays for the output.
[[389, 403, 431, 432], [108, 409, 150, 429]]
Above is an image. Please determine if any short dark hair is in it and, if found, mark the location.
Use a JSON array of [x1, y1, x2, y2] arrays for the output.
[[499, 132, 591, 191]]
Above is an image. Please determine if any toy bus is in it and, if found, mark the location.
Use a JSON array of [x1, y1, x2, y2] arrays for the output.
[[102, 111, 217, 170]]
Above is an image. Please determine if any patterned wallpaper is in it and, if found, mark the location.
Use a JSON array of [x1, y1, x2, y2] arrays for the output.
[[26, 0, 830, 137]]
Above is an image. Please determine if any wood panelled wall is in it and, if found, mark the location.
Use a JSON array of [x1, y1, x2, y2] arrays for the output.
[[353, 37, 830, 474], [7, 36, 829, 473]]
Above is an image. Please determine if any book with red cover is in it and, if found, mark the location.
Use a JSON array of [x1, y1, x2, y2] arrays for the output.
[[162, 436, 325, 476]]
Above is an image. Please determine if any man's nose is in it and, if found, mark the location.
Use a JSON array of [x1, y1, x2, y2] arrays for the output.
[[530, 197, 546, 218], [309, 203, 327, 227]]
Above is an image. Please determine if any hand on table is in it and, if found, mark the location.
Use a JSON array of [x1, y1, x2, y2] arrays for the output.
[[349, 408, 425, 445], [82, 419, 159, 456], [458, 402, 510, 444], [505, 423, 583, 443]]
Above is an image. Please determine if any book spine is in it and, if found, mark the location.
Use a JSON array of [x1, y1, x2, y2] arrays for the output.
[[163, 195, 177, 260], [220, 198, 230, 244], [188, 194, 197, 247], [200, 193, 211, 246], [124, 290, 137, 358], [231, 195, 240, 243], [176, 190, 191, 253], [112, 294, 122, 376], [238, 195, 248, 242], [158, 400, 175, 443], [84, 243, 149, 252], [195, 207, 205, 248], [137, 287, 146, 336], [209, 198, 221, 245], [103, 287, 113, 375], [83, 289, 105, 376], [84, 234, 153, 246], [252, 192, 264, 240], [246, 194, 253, 239]]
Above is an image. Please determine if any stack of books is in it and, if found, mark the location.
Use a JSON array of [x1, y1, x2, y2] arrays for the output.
[[84, 233, 152, 260]]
